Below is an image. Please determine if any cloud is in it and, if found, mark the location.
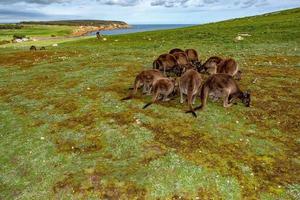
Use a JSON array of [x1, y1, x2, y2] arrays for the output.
[[0, 8, 46, 19], [97, 0, 140, 6], [150, 0, 271, 8], [0, 0, 298, 9], [0, 0, 69, 4]]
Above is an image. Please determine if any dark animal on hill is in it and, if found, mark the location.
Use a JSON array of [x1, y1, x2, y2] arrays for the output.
[[30, 45, 37, 51]]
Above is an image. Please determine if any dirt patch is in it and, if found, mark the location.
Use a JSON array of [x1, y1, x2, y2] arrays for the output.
[[53, 171, 146, 199], [54, 136, 102, 153], [0, 51, 79, 69], [48, 98, 79, 114]]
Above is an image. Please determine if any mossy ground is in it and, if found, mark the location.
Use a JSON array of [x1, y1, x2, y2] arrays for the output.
[[0, 8, 300, 200]]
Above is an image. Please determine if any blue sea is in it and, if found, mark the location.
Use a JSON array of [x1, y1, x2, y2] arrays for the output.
[[89, 24, 195, 36]]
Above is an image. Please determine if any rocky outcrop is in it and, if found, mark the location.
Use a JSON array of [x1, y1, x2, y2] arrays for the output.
[[72, 23, 131, 36]]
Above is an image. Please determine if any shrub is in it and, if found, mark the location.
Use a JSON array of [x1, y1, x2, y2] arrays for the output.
[[0, 40, 10, 45], [0, 24, 23, 29], [13, 34, 26, 39]]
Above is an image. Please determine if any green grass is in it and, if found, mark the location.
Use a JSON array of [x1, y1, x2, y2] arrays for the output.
[[0, 8, 300, 200], [0, 24, 75, 40]]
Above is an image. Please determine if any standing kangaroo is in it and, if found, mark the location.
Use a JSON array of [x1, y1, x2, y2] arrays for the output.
[[121, 69, 164, 100], [143, 77, 177, 109], [195, 74, 251, 111], [179, 69, 202, 117]]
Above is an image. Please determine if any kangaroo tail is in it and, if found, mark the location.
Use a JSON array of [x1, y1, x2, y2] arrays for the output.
[[185, 110, 197, 118], [143, 102, 152, 109], [121, 95, 133, 101]]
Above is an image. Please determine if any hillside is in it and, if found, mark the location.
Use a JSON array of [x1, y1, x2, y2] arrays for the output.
[[20, 20, 128, 26], [0, 8, 299, 200]]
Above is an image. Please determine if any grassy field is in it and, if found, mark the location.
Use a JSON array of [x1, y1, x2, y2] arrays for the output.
[[0, 24, 75, 40], [0, 8, 300, 200]]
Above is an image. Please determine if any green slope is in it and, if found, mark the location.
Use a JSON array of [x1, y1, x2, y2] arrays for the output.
[[0, 8, 300, 200]]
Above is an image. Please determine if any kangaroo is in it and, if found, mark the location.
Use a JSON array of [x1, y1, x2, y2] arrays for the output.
[[199, 56, 223, 73], [185, 49, 202, 70], [153, 53, 182, 76], [143, 77, 177, 109], [121, 69, 164, 100], [169, 48, 184, 54], [201, 56, 241, 79], [195, 74, 251, 111], [173, 52, 195, 72], [30, 45, 37, 51], [179, 69, 202, 117], [40, 47, 46, 50]]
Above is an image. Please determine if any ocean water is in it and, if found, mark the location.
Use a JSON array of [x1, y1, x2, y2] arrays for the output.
[[88, 24, 195, 36]]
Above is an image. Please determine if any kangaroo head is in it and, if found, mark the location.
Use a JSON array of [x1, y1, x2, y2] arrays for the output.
[[193, 60, 202, 71], [241, 91, 251, 107], [173, 64, 184, 76]]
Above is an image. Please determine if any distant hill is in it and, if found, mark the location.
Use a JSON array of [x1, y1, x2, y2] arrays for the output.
[[19, 20, 128, 26]]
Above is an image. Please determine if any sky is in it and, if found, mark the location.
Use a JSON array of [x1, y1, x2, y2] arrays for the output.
[[0, 0, 300, 24]]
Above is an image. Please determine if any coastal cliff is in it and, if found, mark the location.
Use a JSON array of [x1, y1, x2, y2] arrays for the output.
[[20, 20, 130, 36], [72, 23, 130, 36]]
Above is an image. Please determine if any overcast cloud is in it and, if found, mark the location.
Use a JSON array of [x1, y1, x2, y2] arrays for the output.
[[0, 0, 299, 23]]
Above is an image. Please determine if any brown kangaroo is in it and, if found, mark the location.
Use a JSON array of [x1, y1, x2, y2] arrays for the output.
[[185, 49, 202, 70], [173, 52, 195, 72], [169, 48, 184, 54], [200, 56, 223, 73], [195, 73, 251, 111], [153, 53, 182, 76], [143, 77, 177, 109], [121, 69, 164, 100], [179, 69, 202, 117], [201, 56, 241, 79]]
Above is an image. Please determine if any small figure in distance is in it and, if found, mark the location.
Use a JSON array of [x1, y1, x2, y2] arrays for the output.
[[30, 45, 37, 51], [96, 32, 102, 40]]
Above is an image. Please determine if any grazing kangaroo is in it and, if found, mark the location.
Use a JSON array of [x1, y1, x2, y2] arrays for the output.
[[169, 48, 184, 54], [201, 56, 241, 79], [185, 49, 202, 70], [153, 53, 182, 76], [173, 52, 195, 72], [195, 74, 251, 110], [30, 45, 37, 51], [122, 69, 164, 100], [200, 56, 223, 73], [179, 69, 202, 117], [143, 77, 177, 109]]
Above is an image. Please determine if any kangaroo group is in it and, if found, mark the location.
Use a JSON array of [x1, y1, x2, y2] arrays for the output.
[[122, 48, 251, 117]]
